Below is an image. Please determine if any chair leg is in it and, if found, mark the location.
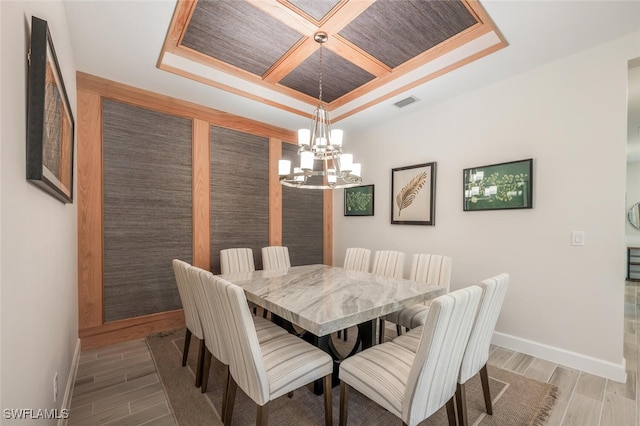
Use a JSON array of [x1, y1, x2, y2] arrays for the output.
[[337, 330, 342, 338], [456, 382, 468, 426], [446, 396, 457, 426], [287, 391, 294, 398], [323, 375, 332, 426], [396, 324, 402, 337], [343, 328, 348, 341], [195, 338, 206, 388], [182, 329, 192, 367], [339, 381, 349, 426], [256, 402, 269, 426], [201, 349, 212, 393], [378, 319, 386, 344], [480, 364, 493, 415], [221, 366, 230, 423], [262, 309, 268, 319], [224, 376, 238, 426]]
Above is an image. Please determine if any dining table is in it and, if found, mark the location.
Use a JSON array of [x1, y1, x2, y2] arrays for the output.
[[218, 263, 446, 393]]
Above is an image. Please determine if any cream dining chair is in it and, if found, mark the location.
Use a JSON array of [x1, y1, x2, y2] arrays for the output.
[[338, 286, 482, 426], [171, 259, 206, 388], [382, 254, 452, 337], [220, 248, 263, 316], [370, 250, 405, 343], [391, 274, 509, 426], [261, 246, 291, 270], [190, 266, 288, 418], [210, 273, 333, 426]]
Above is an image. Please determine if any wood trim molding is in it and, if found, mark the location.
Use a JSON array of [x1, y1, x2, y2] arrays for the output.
[[269, 138, 283, 246], [77, 89, 103, 330], [79, 310, 186, 350], [323, 189, 333, 266], [76, 72, 297, 142], [192, 118, 210, 269]]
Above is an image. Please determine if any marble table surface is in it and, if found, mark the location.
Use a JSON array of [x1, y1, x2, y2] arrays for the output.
[[218, 264, 446, 337]]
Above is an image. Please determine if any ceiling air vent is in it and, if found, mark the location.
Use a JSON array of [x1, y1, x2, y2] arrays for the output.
[[393, 96, 420, 108]]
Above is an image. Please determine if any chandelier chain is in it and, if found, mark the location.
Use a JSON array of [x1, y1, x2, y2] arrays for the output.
[[318, 43, 323, 104]]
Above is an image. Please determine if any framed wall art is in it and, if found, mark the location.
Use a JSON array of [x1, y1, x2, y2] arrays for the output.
[[391, 162, 436, 225], [463, 158, 533, 211], [26, 16, 75, 204], [344, 184, 374, 216]]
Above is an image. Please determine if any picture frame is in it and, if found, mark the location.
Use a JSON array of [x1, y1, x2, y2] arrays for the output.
[[391, 162, 436, 225], [26, 16, 75, 204], [463, 158, 533, 211], [344, 184, 374, 216]]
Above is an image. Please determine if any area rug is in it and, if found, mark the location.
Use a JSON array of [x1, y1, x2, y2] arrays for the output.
[[147, 329, 557, 425]]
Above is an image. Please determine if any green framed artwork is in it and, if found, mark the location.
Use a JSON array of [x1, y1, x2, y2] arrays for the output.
[[463, 158, 533, 211], [344, 185, 374, 216]]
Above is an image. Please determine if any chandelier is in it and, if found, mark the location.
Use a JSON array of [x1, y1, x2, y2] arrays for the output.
[[278, 32, 362, 190]]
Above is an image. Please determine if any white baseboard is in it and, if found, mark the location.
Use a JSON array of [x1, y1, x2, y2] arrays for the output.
[[492, 331, 627, 383], [58, 338, 81, 426]]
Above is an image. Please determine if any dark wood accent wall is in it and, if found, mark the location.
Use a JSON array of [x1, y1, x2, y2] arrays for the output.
[[77, 72, 331, 349], [210, 126, 269, 273], [281, 143, 324, 266], [102, 99, 192, 322]]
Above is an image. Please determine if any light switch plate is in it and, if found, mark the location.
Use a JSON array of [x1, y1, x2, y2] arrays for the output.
[[571, 231, 585, 246]]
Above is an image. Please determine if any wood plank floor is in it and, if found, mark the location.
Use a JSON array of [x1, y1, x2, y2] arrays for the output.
[[67, 281, 640, 425]]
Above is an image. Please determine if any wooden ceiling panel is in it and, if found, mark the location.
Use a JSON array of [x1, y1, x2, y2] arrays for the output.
[[181, 0, 303, 76], [338, 0, 478, 68], [278, 48, 375, 103], [284, 0, 342, 23], [160, 0, 506, 118]]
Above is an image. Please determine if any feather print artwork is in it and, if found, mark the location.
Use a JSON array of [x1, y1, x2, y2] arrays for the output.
[[396, 171, 428, 216]]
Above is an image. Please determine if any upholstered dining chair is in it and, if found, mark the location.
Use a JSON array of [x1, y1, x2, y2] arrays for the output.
[[343, 247, 371, 272], [456, 273, 509, 426], [210, 273, 333, 426], [171, 259, 206, 387], [220, 248, 263, 316], [189, 267, 288, 419], [382, 254, 452, 338], [338, 286, 482, 426], [370, 250, 405, 343], [261, 246, 291, 270]]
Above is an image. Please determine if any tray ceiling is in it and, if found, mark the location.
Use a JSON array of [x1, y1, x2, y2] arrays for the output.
[[158, 0, 506, 122]]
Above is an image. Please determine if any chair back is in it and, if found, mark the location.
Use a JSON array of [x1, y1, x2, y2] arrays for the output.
[[409, 254, 452, 292], [371, 250, 405, 278], [402, 286, 482, 425], [187, 265, 228, 364], [171, 259, 203, 339], [261, 246, 291, 270], [209, 273, 270, 405], [343, 248, 371, 272], [458, 273, 509, 384], [220, 248, 255, 274]]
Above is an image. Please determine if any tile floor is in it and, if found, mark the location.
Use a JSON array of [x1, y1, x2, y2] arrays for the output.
[[67, 282, 640, 425]]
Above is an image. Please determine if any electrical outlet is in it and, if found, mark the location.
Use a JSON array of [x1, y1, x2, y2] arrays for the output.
[[53, 373, 58, 402]]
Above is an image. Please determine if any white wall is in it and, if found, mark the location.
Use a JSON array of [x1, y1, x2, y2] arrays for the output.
[[334, 31, 640, 380], [1, 1, 78, 422]]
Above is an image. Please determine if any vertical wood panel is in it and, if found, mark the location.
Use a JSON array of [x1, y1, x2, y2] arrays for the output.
[[269, 138, 283, 246], [193, 118, 210, 269], [77, 90, 103, 329]]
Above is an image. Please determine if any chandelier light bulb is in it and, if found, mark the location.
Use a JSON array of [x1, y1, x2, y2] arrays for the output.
[[278, 160, 291, 176]]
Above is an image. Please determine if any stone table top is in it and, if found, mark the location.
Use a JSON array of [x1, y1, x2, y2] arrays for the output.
[[218, 264, 446, 336]]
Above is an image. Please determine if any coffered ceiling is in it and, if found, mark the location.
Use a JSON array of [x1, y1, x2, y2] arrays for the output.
[[158, 0, 506, 122]]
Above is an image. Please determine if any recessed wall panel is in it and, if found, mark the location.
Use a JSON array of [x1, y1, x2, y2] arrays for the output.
[[210, 126, 269, 273], [282, 143, 324, 266], [103, 99, 192, 322]]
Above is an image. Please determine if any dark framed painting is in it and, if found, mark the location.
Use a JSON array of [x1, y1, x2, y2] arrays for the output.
[[344, 184, 374, 216], [391, 162, 436, 225], [463, 158, 533, 211], [26, 16, 75, 204]]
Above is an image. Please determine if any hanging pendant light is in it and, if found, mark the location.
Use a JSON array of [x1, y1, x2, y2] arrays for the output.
[[278, 32, 362, 190]]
